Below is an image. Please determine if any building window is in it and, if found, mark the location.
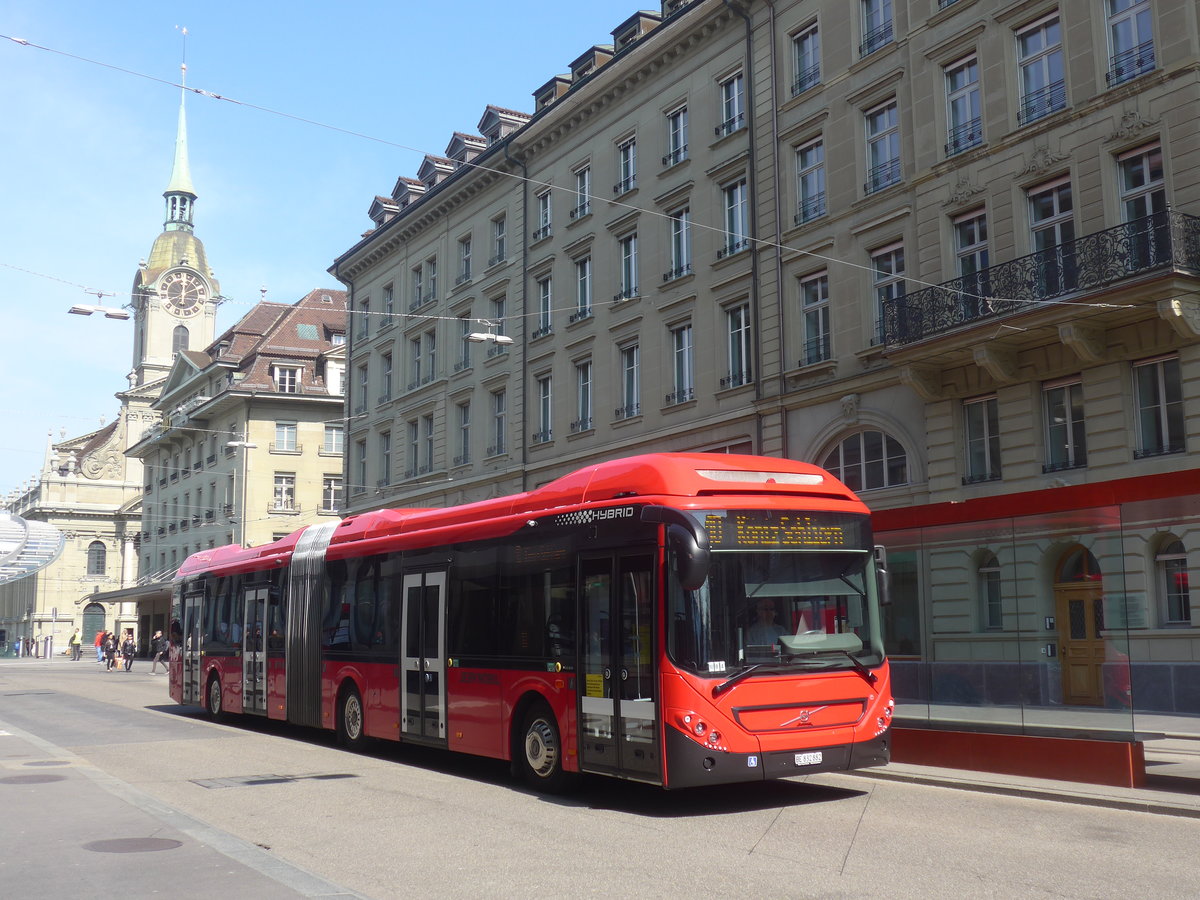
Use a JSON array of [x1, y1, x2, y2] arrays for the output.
[[457, 237, 472, 284], [1157, 539, 1192, 625], [382, 283, 394, 323], [865, 100, 901, 194], [1107, 0, 1155, 85], [1043, 379, 1087, 472], [355, 440, 367, 493], [172, 325, 189, 355], [665, 105, 688, 167], [717, 72, 744, 137], [572, 166, 591, 219], [669, 323, 694, 405], [422, 415, 434, 472], [1017, 15, 1066, 125], [323, 423, 343, 455], [871, 244, 905, 345], [357, 296, 370, 338], [618, 344, 640, 419], [616, 137, 637, 195], [380, 352, 392, 401], [978, 553, 1003, 631], [860, 0, 893, 57], [963, 396, 1001, 483], [272, 366, 301, 394], [405, 421, 419, 475], [720, 179, 749, 257], [379, 432, 391, 485], [455, 402, 470, 466], [535, 375, 553, 443], [489, 389, 507, 456], [724, 304, 752, 388], [945, 55, 982, 156], [573, 257, 592, 321], [821, 430, 908, 492], [1029, 178, 1075, 295], [411, 265, 423, 310], [322, 476, 342, 513], [86, 540, 106, 576], [795, 139, 826, 224], [535, 277, 553, 338], [666, 207, 692, 281], [954, 209, 989, 318], [792, 22, 820, 95], [1119, 144, 1167, 268], [534, 190, 552, 241], [491, 214, 507, 265], [273, 473, 296, 510], [273, 421, 297, 453], [800, 272, 830, 365], [574, 360, 593, 432], [617, 233, 639, 301], [1134, 356, 1184, 458]]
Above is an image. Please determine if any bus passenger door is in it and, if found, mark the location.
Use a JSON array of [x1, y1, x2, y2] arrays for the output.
[[242, 585, 268, 715], [579, 554, 660, 783], [401, 571, 447, 743], [181, 590, 203, 705]]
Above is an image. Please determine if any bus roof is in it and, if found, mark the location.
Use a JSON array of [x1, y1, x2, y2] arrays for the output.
[[176, 453, 865, 577]]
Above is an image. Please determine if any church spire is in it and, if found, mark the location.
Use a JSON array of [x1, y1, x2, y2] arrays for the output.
[[164, 56, 196, 233]]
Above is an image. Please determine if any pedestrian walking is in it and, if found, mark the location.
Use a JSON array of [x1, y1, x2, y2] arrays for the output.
[[149, 630, 167, 674], [121, 630, 136, 672], [69, 628, 82, 661], [94, 629, 105, 663], [103, 632, 117, 671]]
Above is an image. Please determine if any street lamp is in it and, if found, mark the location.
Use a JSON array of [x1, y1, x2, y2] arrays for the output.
[[68, 304, 130, 320]]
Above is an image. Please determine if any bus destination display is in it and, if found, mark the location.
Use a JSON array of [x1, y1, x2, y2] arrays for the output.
[[702, 511, 865, 549]]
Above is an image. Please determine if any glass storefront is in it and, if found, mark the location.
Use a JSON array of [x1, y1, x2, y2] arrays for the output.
[[879, 493, 1198, 738]]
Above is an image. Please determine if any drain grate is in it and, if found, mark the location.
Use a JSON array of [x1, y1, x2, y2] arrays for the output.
[[191, 772, 357, 790], [84, 838, 182, 854]]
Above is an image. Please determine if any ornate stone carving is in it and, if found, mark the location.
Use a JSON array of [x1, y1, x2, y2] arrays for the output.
[[1109, 108, 1159, 143], [840, 393, 860, 423], [1020, 144, 1069, 177], [942, 174, 987, 208], [1058, 323, 1109, 364], [1158, 297, 1200, 338], [900, 365, 943, 401], [973, 344, 1019, 384]]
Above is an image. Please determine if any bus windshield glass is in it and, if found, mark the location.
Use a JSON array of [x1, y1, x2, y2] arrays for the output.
[[668, 511, 884, 678]]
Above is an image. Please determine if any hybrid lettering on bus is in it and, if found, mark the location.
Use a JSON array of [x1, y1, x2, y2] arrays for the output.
[[168, 453, 892, 790]]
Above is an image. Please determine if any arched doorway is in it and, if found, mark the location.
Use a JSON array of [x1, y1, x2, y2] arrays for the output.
[[82, 602, 106, 647], [1054, 547, 1105, 706]]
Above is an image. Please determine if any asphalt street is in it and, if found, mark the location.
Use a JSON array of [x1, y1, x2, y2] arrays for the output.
[[3, 656, 1200, 899]]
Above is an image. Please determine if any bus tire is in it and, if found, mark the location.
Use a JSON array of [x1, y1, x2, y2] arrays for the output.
[[336, 683, 366, 751], [206, 674, 223, 721], [518, 703, 573, 793]]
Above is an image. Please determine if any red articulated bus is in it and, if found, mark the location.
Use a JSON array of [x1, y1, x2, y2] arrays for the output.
[[169, 453, 892, 791]]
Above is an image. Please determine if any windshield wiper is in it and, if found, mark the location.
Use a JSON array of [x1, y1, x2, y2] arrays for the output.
[[713, 664, 763, 697], [782, 648, 876, 685]]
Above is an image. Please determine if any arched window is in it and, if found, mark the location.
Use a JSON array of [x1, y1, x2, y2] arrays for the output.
[[1057, 547, 1101, 583], [821, 430, 907, 492], [1157, 539, 1191, 625], [978, 552, 1002, 630], [172, 325, 189, 355], [86, 541, 107, 576]]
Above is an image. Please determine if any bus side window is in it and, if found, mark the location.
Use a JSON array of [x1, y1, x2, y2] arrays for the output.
[[323, 560, 351, 649]]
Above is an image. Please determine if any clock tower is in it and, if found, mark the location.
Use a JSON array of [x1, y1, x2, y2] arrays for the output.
[[129, 66, 219, 388]]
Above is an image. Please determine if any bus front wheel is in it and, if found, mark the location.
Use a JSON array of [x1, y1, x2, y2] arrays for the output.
[[519, 704, 573, 793], [206, 675, 223, 721], [337, 684, 366, 750]]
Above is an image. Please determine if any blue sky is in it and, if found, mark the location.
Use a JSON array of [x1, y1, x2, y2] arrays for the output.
[[0, 0, 637, 497]]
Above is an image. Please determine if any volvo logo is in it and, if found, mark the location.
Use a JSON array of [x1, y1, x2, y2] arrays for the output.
[[779, 706, 826, 728]]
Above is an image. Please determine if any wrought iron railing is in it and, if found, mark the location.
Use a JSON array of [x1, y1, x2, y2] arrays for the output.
[[791, 64, 820, 97], [1107, 41, 1155, 86], [882, 211, 1200, 346], [1017, 79, 1066, 125], [945, 117, 982, 156], [860, 21, 893, 57]]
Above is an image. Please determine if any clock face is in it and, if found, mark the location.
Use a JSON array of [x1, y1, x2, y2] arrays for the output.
[[160, 270, 208, 316]]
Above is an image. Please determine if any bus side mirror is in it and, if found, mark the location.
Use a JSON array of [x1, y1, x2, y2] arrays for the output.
[[874, 545, 892, 607], [669, 524, 710, 592]]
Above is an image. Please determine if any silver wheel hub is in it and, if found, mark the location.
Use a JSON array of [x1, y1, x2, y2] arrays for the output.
[[525, 718, 558, 777]]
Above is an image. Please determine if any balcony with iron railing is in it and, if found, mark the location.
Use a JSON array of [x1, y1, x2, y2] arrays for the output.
[[791, 64, 820, 97], [859, 21, 893, 57], [794, 193, 826, 226], [945, 117, 982, 156], [1017, 79, 1066, 125], [1107, 41, 1155, 86], [881, 211, 1200, 347]]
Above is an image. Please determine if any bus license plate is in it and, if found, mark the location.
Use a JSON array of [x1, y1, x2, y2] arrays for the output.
[[795, 751, 823, 766]]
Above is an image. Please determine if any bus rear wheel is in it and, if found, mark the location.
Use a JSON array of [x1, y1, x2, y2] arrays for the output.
[[206, 675, 223, 721], [337, 684, 366, 750], [519, 704, 573, 793]]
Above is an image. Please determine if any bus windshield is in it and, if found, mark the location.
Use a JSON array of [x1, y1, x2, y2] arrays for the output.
[[668, 548, 885, 679]]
